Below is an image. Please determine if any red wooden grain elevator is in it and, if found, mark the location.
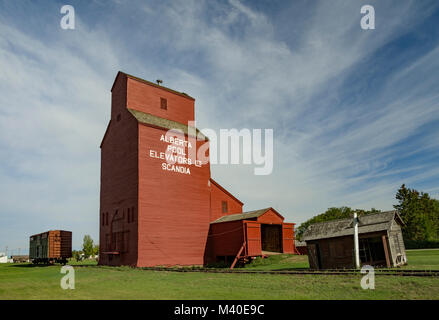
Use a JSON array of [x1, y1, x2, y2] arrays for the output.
[[99, 72, 296, 267]]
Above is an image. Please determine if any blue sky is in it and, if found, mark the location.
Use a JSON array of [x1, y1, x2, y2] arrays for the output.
[[1, 0, 439, 253]]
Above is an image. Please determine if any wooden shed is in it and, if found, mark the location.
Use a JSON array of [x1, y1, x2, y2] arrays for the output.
[[205, 208, 296, 267], [303, 211, 407, 269]]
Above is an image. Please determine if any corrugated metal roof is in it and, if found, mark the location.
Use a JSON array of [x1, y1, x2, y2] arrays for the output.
[[127, 108, 208, 140], [211, 208, 272, 224], [302, 210, 403, 241]]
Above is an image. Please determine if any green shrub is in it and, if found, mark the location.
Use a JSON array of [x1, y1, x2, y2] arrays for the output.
[[404, 240, 439, 249]]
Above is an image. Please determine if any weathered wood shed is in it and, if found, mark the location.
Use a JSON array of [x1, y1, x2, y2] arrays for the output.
[[205, 208, 295, 266], [303, 211, 407, 269]]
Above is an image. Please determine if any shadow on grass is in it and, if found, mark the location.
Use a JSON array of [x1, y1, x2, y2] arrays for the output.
[[7, 261, 98, 268], [270, 267, 311, 271], [8, 263, 55, 268]]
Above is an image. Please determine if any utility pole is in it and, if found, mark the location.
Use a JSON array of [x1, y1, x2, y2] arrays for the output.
[[354, 212, 360, 269]]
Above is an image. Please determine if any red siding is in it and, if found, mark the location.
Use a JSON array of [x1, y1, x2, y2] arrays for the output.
[[210, 179, 243, 222], [256, 208, 284, 224], [206, 221, 245, 263], [126, 77, 195, 125], [101, 72, 210, 267], [100, 72, 298, 268], [245, 221, 262, 256], [137, 124, 211, 266], [207, 209, 296, 260], [282, 223, 295, 254], [99, 74, 138, 266]]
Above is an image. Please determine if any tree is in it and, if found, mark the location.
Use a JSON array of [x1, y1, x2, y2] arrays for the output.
[[295, 185, 439, 243], [394, 184, 439, 241], [72, 250, 83, 262], [82, 235, 94, 259], [93, 244, 99, 257]]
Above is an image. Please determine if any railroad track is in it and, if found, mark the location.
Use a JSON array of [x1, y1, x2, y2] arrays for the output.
[[72, 265, 439, 277], [139, 267, 439, 277]]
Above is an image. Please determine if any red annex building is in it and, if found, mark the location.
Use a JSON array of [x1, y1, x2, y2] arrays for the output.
[[99, 72, 296, 267]]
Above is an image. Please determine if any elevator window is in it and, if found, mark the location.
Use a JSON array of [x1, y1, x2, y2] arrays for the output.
[[222, 201, 228, 213], [160, 97, 167, 110]]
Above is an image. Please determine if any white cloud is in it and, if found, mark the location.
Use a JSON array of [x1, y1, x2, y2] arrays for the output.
[[0, 15, 119, 249], [161, 0, 439, 223], [1, 0, 439, 251]]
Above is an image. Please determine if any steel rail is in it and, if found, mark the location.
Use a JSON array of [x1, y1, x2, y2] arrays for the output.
[[71, 265, 439, 277]]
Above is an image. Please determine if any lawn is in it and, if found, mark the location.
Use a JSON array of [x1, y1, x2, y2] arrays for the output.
[[243, 253, 310, 270], [403, 249, 439, 270], [242, 249, 439, 271], [0, 249, 438, 300]]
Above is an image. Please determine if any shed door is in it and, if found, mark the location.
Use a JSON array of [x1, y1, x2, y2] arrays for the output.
[[261, 224, 282, 252], [282, 224, 294, 254], [308, 243, 321, 269], [245, 222, 261, 256]]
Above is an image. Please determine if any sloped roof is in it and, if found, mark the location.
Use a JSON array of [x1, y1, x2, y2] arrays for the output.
[[210, 178, 244, 206], [211, 208, 272, 224], [302, 210, 404, 241], [127, 108, 208, 141], [112, 71, 195, 100]]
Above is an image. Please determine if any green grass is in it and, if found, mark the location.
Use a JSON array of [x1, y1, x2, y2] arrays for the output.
[[66, 259, 98, 266], [242, 249, 439, 271], [403, 249, 439, 270], [243, 254, 310, 270], [0, 250, 438, 300]]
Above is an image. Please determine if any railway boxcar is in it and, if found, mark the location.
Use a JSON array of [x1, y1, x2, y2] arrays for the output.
[[29, 230, 72, 264]]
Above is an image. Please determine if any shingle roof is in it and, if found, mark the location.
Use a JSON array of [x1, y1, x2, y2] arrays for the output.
[[211, 208, 272, 224], [302, 210, 404, 241], [127, 108, 208, 140]]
